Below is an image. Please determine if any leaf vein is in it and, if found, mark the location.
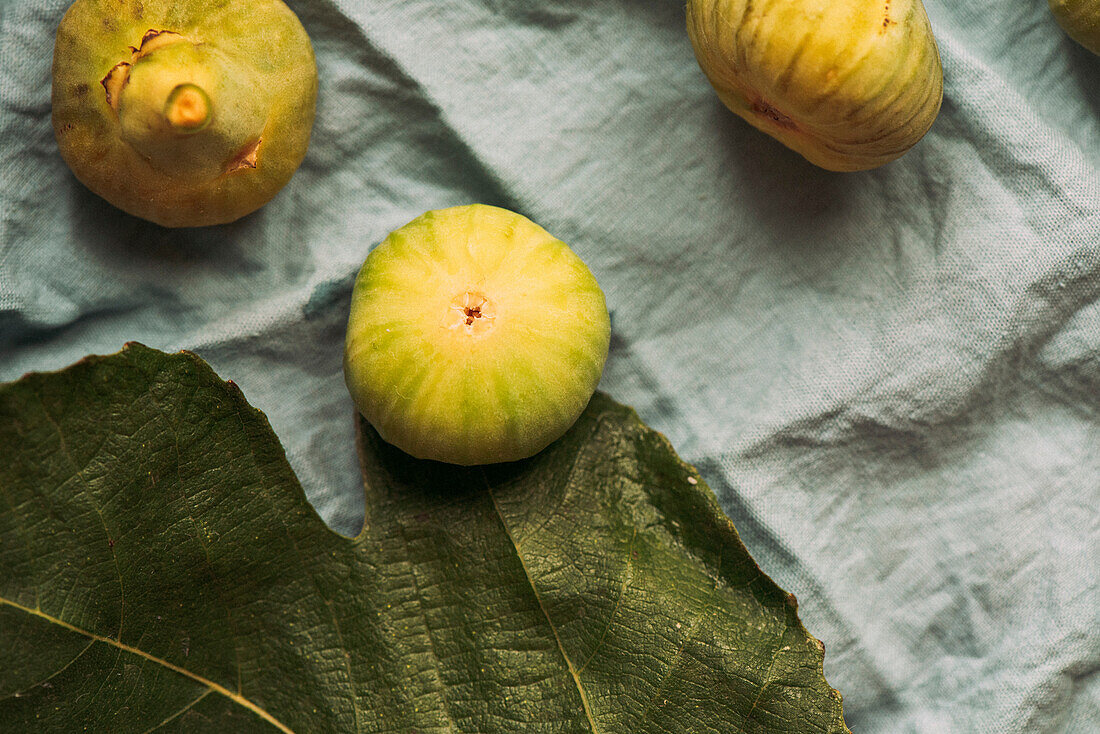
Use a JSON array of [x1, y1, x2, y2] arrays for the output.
[[396, 519, 461, 730], [485, 474, 600, 734], [145, 381, 246, 696], [0, 467, 41, 610], [142, 687, 213, 733], [636, 546, 723, 727], [736, 631, 788, 734], [0, 639, 95, 702], [0, 595, 295, 733], [35, 392, 125, 639], [575, 527, 636, 676], [227, 398, 363, 733]]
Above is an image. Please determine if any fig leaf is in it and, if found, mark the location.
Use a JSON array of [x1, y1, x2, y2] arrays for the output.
[[0, 344, 848, 733]]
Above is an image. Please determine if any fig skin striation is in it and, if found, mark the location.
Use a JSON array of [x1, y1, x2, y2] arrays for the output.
[[344, 205, 612, 467], [52, 0, 317, 227], [1050, 0, 1100, 55], [687, 0, 944, 171]]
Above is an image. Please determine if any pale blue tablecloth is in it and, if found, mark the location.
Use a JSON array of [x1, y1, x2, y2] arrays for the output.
[[2, 0, 1099, 731]]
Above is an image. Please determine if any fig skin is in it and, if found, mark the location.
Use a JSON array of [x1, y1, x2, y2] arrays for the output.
[[344, 205, 612, 467], [52, 0, 317, 227], [1050, 0, 1100, 55], [687, 0, 944, 172]]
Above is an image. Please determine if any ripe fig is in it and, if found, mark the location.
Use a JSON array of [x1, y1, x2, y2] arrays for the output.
[[344, 205, 611, 466], [687, 0, 944, 171], [1049, 0, 1100, 55], [52, 0, 317, 227]]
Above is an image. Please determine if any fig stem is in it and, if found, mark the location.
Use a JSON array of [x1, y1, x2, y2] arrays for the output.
[[164, 84, 212, 133]]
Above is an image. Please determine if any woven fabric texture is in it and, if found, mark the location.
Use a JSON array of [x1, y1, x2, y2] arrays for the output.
[[2, 1, 1098, 730]]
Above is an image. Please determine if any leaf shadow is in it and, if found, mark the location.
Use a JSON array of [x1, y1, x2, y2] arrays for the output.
[[354, 415, 492, 509], [353, 408, 580, 516]]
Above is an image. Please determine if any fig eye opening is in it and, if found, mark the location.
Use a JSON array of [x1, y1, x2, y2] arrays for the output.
[[447, 291, 496, 335]]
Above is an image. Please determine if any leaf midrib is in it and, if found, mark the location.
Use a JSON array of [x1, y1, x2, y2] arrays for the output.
[[484, 477, 601, 734], [0, 595, 295, 734]]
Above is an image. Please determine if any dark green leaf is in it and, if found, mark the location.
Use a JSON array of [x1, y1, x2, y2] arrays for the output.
[[0, 344, 848, 733]]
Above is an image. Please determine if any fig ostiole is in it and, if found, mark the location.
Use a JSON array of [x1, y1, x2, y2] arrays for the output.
[[52, 0, 317, 227], [687, 0, 944, 171], [344, 205, 612, 467], [1049, 0, 1100, 55]]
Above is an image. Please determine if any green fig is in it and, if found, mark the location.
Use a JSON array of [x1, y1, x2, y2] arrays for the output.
[[344, 205, 611, 466], [1050, 0, 1100, 55], [687, 0, 944, 171], [52, 0, 317, 227]]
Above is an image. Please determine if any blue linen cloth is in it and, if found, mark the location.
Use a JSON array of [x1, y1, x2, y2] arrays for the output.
[[2, 0, 1098, 730]]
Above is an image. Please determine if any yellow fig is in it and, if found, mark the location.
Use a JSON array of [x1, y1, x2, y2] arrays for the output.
[[687, 0, 944, 171], [1049, 0, 1100, 55], [344, 205, 611, 466], [52, 0, 317, 227]]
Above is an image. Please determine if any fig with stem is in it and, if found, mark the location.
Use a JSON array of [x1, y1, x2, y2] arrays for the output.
[[52, 0, 317, 227]]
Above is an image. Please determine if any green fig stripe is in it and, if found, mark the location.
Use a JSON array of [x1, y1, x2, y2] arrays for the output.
[[0, 596, 294, 733]]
